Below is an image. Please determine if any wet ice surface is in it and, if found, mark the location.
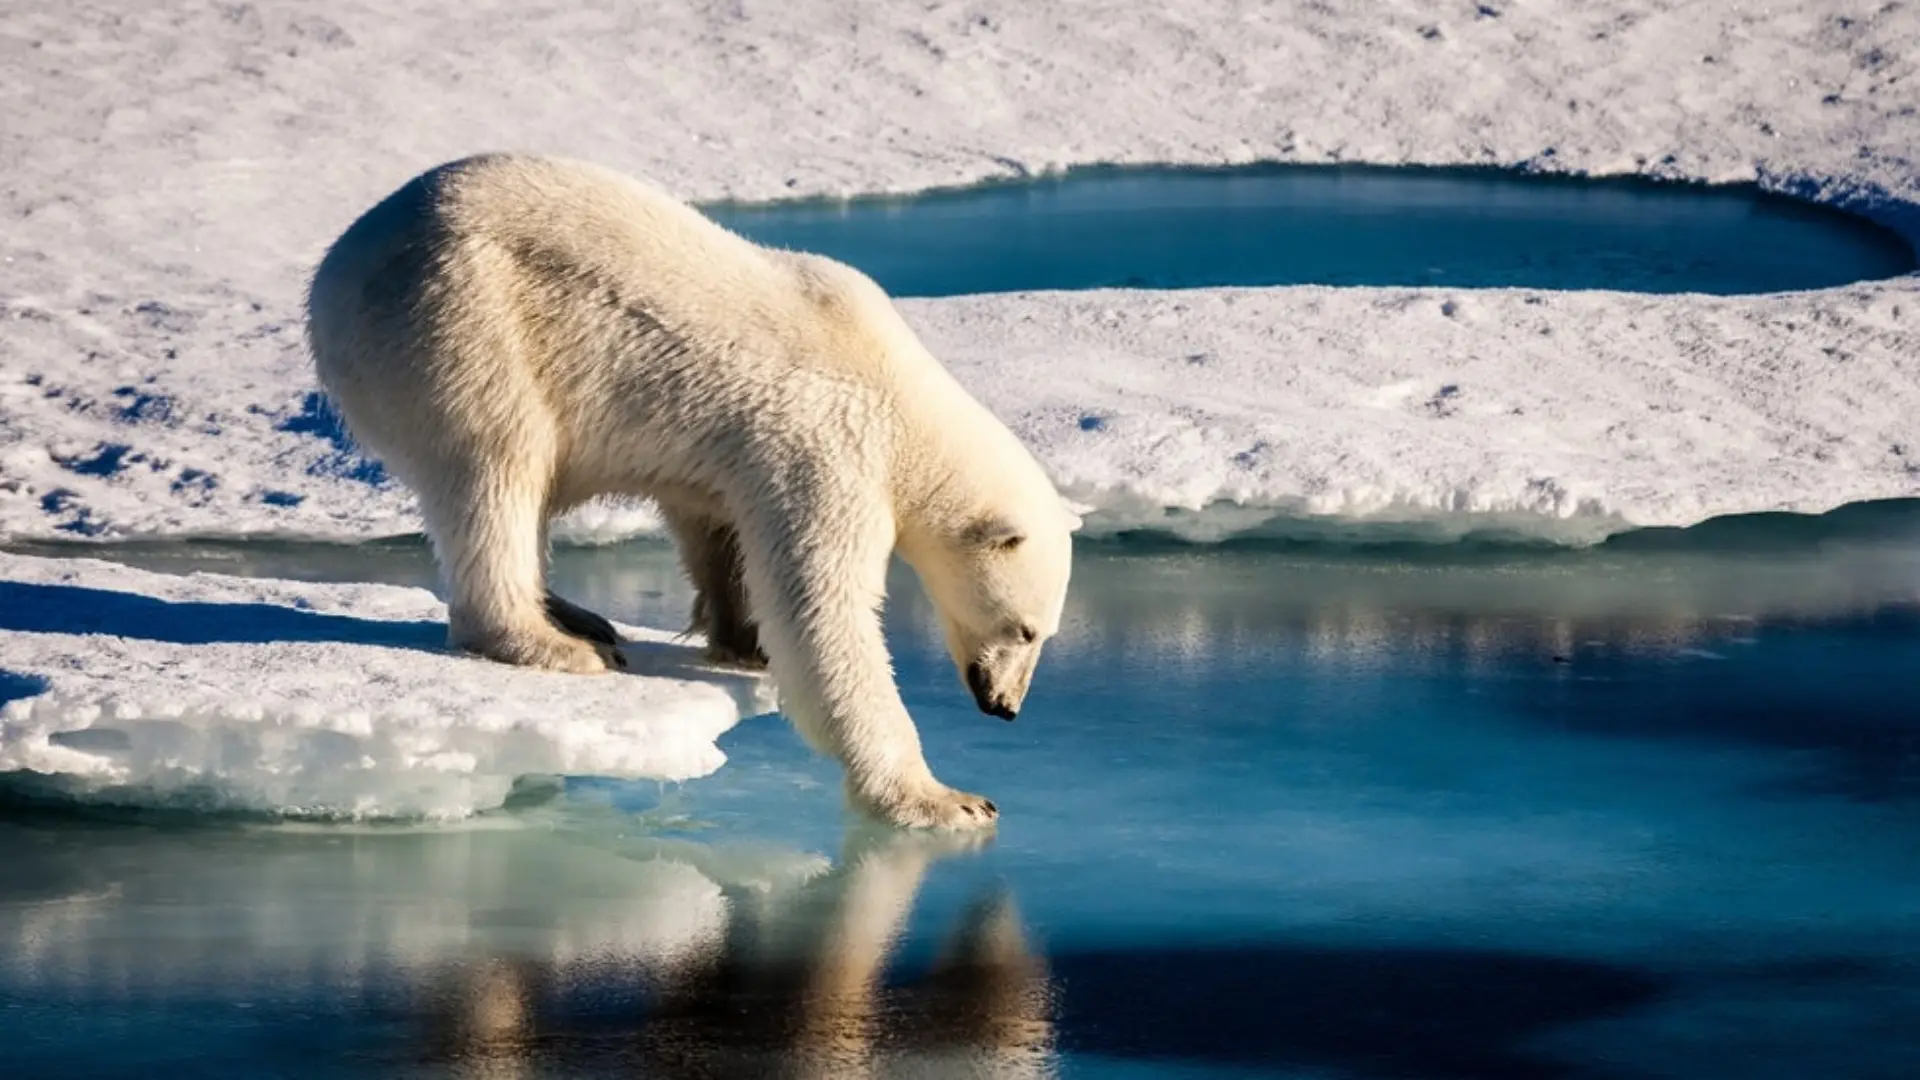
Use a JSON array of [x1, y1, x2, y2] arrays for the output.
[[3, 537, 1919, 1078]]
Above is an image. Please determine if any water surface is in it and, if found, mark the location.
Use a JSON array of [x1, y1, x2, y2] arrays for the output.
[[707, 165, 1916, 296], [3, 537, 1918, 1078]]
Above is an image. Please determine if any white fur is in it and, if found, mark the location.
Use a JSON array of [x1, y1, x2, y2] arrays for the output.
[[306, 154, 1076, 830]]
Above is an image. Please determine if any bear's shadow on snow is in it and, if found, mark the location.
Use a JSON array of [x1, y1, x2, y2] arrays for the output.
[[0, 580, 445, 651], [0, 580, 724, 685]]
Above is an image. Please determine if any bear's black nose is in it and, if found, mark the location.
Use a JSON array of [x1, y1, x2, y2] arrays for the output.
[[966, 663, 1018, 722]]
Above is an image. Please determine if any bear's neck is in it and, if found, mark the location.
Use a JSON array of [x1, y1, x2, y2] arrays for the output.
[[888, 392, 1036, 569]]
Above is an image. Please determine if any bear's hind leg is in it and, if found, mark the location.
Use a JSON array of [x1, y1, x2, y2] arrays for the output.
[[426, 463, 622, 675], [663, 508, 766, 669]]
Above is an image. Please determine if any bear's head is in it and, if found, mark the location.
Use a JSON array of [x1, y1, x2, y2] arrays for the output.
[[916, 505, 1078, 722]]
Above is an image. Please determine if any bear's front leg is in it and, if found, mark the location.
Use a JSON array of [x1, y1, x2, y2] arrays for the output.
[[735, 498, 998, 831], [802, 626, 999, 830], [843, 761, 999, 831]]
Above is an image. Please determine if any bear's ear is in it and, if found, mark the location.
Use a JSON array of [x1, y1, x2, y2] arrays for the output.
[[1061, 497, 1089, 533], [963, 517, 1026, 551]]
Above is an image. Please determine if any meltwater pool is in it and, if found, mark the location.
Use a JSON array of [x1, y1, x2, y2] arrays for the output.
[[707, 165, 1916, 296]]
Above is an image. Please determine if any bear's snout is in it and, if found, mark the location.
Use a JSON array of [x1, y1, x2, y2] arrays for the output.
[[966, 662, 1019, 722]]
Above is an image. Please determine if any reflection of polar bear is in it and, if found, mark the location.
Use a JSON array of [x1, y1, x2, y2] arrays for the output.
[[428, 831, 1054, 1080], [639, 830, 1055, 1080], [307, 154, 1076, 829]]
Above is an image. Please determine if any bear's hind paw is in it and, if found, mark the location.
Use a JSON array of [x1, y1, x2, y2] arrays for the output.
[[702, 641, 769, 670]]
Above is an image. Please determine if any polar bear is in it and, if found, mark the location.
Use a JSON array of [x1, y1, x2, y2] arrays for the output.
[[306, 154, 1076, 830]]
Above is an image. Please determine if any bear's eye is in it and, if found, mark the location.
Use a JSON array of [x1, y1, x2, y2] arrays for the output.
[[964, 519, 1026, 551], [1017, 624, 1038, 644]]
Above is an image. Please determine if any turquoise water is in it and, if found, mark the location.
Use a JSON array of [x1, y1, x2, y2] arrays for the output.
[[3, 535, 1918, 1078], [706, 165, 1916, 296]]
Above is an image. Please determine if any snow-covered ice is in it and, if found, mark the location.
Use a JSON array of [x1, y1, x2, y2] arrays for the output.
[[0, 551, 774, 819], [918, 284, 1920, 541], [1, 0, 1917, 544]]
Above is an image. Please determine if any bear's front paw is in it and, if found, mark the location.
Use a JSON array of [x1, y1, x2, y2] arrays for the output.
[[855, 780, 999, 831]]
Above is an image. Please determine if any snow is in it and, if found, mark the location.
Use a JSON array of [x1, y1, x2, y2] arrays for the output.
[[0, 551, 774, 819], [914, 284, 1920, 542], [2, 0, 1918, 545]]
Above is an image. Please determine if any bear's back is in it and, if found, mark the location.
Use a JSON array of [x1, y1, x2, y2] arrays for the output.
[[314, 154, 788, 328]]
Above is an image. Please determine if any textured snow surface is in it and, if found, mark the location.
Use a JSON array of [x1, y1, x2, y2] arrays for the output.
[[2, 0, 1918, 543], [913, 285, 1920, 541], [0, 552, 773, 819]]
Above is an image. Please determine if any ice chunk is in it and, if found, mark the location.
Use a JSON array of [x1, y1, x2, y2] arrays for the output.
[[0, 553, 774, 820]]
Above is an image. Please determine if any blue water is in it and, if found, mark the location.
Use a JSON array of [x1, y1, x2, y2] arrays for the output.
[[3, 537, 1918, 1078], [705, 165, 1917, 296]]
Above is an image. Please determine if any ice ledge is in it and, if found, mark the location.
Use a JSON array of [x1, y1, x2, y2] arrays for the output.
[[0, 552, 773, 820]]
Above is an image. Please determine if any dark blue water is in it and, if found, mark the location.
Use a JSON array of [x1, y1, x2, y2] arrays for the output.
[[705, 165, 1916, 296], [3, 538, 1918, 1078]]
